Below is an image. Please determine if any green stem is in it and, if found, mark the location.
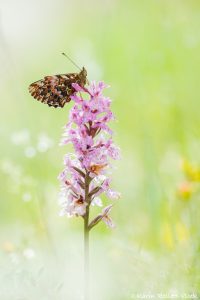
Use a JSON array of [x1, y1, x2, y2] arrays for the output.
[[84, 174, 90, 300]]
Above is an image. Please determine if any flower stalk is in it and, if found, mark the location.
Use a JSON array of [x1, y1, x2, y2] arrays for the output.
[[58, 81, 120, 299], [84, 173, 90, 300]]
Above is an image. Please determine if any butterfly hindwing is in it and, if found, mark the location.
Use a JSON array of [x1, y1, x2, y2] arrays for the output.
[[29, 73, 77, 108], [28, 68, 87, 108]]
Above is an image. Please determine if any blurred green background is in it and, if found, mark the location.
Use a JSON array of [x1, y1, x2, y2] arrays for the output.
[[1, 0, 200, 299]]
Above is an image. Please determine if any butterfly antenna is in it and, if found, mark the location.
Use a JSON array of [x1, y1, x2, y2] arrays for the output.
[[62, 52, 82, 71]]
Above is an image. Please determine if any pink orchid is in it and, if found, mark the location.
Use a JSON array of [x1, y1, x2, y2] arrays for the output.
[[58, 81, 120, 229]]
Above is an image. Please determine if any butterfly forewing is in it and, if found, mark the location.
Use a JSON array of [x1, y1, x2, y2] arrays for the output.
[[28, 68, 87, 108]]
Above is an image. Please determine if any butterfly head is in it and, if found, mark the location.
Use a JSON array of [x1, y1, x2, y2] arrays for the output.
[[79, 67, 88, 86]]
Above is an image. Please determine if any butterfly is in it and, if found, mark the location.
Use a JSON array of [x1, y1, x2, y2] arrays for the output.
[[28, 67, 87, 108]]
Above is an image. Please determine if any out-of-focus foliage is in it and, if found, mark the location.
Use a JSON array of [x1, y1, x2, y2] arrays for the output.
[[1, 0, 200, 299]]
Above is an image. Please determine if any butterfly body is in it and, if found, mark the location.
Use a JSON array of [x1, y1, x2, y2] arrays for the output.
[[29, 67, 87, 108]]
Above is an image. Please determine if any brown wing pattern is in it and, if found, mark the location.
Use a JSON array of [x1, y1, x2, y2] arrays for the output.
[[29, 73, 79, 108], [28, 67, 87, 108]]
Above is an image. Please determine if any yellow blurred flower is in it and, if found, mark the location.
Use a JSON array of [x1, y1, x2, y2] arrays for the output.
[[181, 159, 200, 182], [161, 223, 174, 249], [176, 222, 189, 243], [161, 222, 189, 249], [177, 181, 193, 200]]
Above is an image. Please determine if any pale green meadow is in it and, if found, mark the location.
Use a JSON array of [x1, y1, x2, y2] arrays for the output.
[[1, 0, 200, 299]]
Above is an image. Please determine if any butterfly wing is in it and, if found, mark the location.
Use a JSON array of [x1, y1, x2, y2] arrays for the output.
[[29, 73, 79, 108]]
